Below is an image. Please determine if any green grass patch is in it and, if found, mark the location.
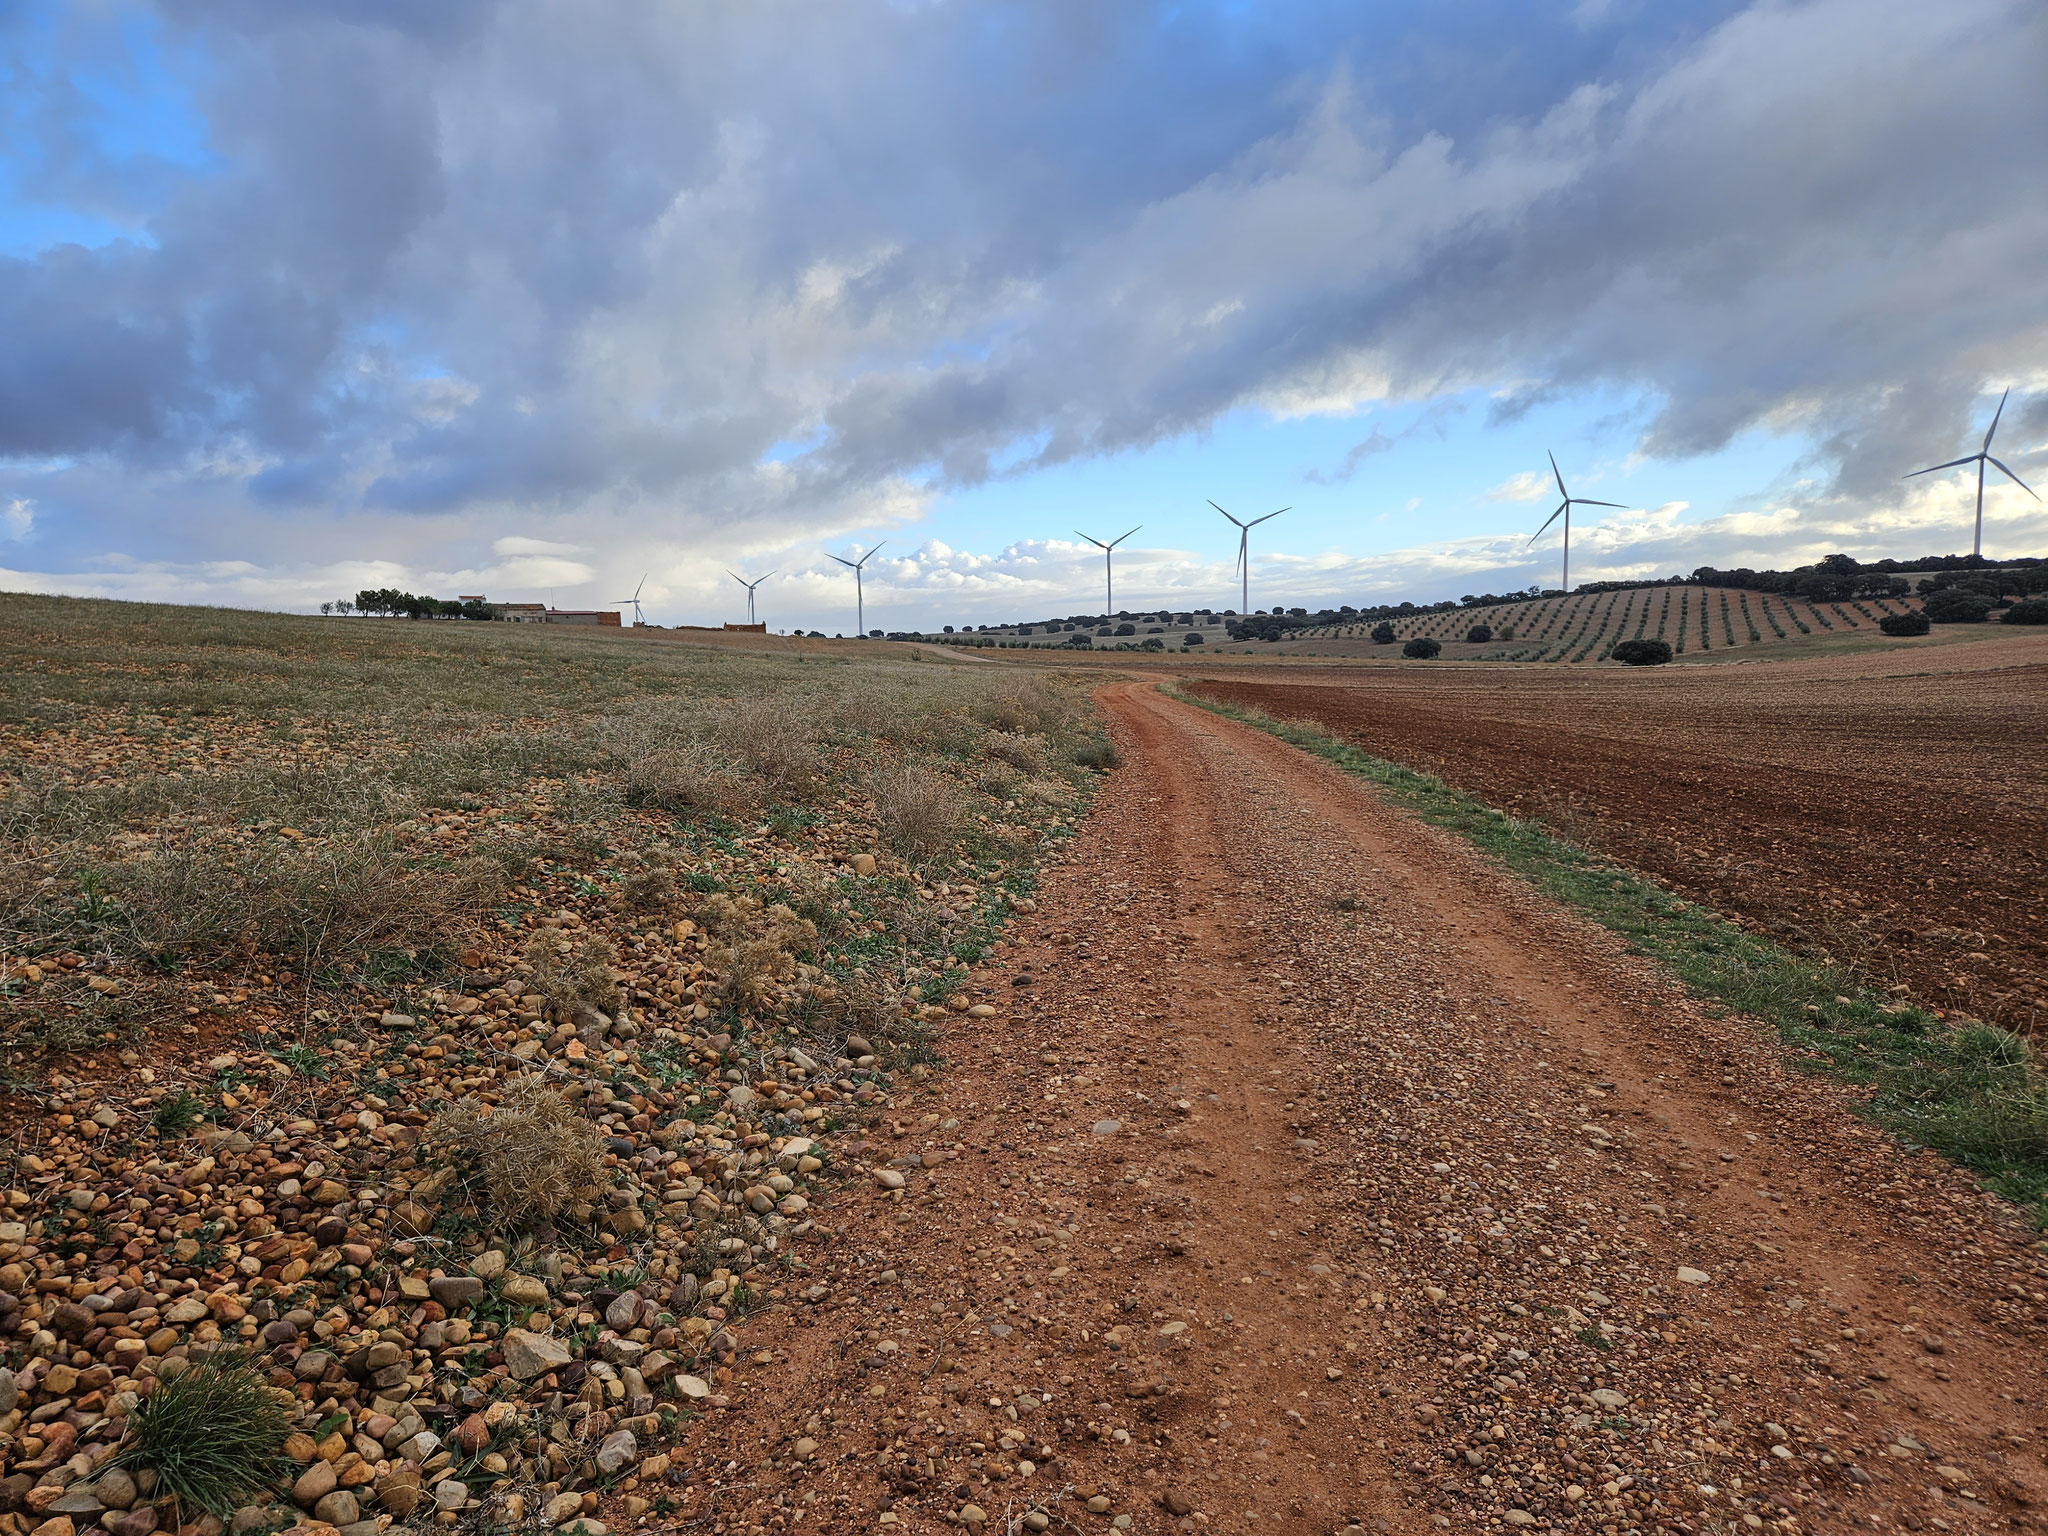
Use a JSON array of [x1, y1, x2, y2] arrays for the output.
[[1170, 685, 2048, 1222]]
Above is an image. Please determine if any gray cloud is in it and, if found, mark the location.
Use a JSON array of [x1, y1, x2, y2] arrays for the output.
[[1, 0, 2043, 617]]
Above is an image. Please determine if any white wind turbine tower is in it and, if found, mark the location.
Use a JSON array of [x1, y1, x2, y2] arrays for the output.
[[1904, 388, 2038, 558], [828, 542, 886, 637], [725, 568, 775, 625], [1527, 453, 1623, 593], [614, 575, 649, 625], [1209, 501, 1288, 613], [1074, 525, 1141, 616]]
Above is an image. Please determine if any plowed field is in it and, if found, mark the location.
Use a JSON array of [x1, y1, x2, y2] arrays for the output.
[[1188, 635, 2048, 1029]]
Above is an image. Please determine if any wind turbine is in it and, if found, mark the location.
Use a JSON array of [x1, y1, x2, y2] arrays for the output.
[[1904, 388, 2038, 558], [828, 542, 886, 637], [1209, 501, 1288, 614], [725, 568, 775, 626], [1074, 526, 1141, 616], [614, 575, 649, 625], [1527, 454, 1624, 593]]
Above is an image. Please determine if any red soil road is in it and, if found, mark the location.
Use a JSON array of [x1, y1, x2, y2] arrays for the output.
[[663, 681, 2046, 1536], [1186, 635, 2048, 1031]]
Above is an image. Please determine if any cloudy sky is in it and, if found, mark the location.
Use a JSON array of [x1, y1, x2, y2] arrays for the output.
[[2, 0, 2044, 632]]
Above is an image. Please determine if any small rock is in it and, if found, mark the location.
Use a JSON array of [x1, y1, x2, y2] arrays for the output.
[[501, 1273, 552, 1308], [1162, 1491, 1193, 1517], [543, 1493, 584, 1525], [91, 1469, 137, 1511], [674, 1374, 711, 1399], [1675, 1267, 1711, 1286], [604, 1291, 643, 1331], [502, 1329, 574, 1380], [1091, 1119, 1122, 1137], [292, 1460, 338, 1508], [313, 1491, 360, 1526], [433, 1481, 469, 1513], [596, 1429, 638, 1475], [429, 1276, 483, 1309], [873, 1169, 906, 1191], [1590, 1389, 1628, 1411]]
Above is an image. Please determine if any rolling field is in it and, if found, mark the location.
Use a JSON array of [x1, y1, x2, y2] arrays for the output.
[[1220, 584, 1930, 660], [1189, 632, 2048, 1029]]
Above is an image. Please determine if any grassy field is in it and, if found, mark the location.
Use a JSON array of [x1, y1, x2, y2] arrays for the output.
[[0, 595, 1110, 1531]]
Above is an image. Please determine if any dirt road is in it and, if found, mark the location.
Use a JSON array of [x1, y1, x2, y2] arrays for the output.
[[675, 682, 2047, 1536]]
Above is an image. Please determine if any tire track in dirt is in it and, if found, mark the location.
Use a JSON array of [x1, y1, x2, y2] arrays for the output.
[[673, 682, 2047, 1536]]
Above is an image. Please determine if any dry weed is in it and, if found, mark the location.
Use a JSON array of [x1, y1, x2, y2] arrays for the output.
[[619, 741, 762, 819], [697, 893, 818, 1013], [871, 762, 965, 860], [113, 833, 499, 969], [709, 699, 818, 793], [609, 848, 682, 916], [430, 1077, 605, 1228], [985, 730, 1052, 775], [519, 931, 624, 1021]]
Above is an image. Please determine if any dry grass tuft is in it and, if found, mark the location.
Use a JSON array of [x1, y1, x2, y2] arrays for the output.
[[697, 893, 819, 1013], [609, 848, 682, 915], [619, 740, 764, 819], [113, 832, 499, 970], [430, 1076, 605, 1228], [871, 762, 966, 859], [519, 931, 624, 1021], [709, 699, 818, 793]]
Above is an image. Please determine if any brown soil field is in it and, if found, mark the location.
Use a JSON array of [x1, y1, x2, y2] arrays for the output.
[[1187, 633, 2048, 1030]]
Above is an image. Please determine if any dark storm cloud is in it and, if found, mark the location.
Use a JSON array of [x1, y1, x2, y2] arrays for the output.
[[1, 0, 2042, 580]]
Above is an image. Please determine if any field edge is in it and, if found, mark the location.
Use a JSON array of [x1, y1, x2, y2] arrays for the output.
[[1163, 680, 2048, 1228]]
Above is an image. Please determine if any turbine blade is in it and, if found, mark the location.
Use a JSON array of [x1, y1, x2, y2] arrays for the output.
[[1247, 507, 1289, 527], [1985, 456, 2041, 499], [1109, 524, 1142, 547], [1209, 499, 1246, 528], [1549, 450, 1567, 500], [1075, 530, 1109, 549], [1903, 456, 1979, 478], [1572, 498, 1628, 509], [1528, 502, 1566, 545], [1984, 387, 2010, 452]]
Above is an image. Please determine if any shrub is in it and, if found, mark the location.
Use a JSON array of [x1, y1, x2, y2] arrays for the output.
[[1370, 623, 1396, 644], [2002, 599, 2048, 625], [1923, 589, 1995, 624], [871, 762, 965, 859], [429, 1076, 605, 1227], [1113, 623, 1136, 636], [114, 1349, 292, 1518], [1879, 610, 1932, 636], [1465, 624, 1492, 644], [708, 700, 816, 792], [113, 832, 498, 970], [1611, 638, 1673, 666], [1402, 637, 1442, 659], [609, 849, 681, 915], [521, 931, 624, 1022], [620, 741, 763, 818], [697, 892, 817, 1012], [1071, 735, 1121, 772], [1182, 632, 1203, 645]]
